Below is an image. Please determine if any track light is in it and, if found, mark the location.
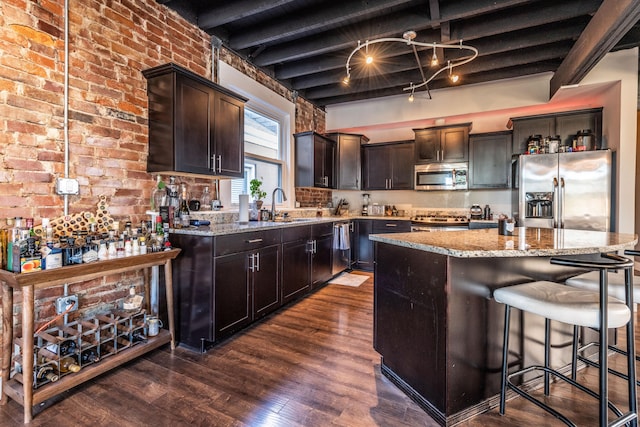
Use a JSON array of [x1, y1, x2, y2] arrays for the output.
[[342, 75, 350, 85], [343, 32, 477, 98], [430, 43, 438, 67], [448, 61, 459, 83]]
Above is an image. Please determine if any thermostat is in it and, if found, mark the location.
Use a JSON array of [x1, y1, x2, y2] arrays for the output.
[[55, 178, 80, 195]]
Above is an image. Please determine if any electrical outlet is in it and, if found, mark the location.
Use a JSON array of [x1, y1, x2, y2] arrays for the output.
[[55, 178, 80, 195], [55, 295, 78, 314]]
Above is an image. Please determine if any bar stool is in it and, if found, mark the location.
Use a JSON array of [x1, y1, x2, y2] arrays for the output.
[[495, 253, 636, 426], [564, 250, 640, 384]]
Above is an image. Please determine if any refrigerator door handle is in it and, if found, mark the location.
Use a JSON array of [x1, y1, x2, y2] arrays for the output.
[[552, 177, 559, 228], [559, 177, 566, 229]]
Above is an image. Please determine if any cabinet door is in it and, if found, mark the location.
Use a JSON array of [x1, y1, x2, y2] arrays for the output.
[[281, 239, 311, 304], [554, 110, 602, 149], [311, 234, 333, 288], [362, 145, 391, 190], [213, 92, 244, 177], [294, 132, 315, 187], [337, 134, 362, 190], [354, 220, 374, 271], [441, 126, 469, 162], [253, 245, 280, 318], [214, 252, 251, 337], [313, 136, 335, 188], [469, 132, 512, 189], [511, 117, 554, 155], [390, 143, 414, 189], [175, 75, 213, 174], [414, 129, 439, 163]]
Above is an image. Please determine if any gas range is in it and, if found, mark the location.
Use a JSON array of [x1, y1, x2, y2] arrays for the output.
[[411, 214, 470, 226]]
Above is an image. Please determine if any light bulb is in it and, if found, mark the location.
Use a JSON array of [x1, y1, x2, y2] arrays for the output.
[[408, 93, 414, 102], [342, 75, 350, 85], [450, 74, 459, 83], [431, 49, 438, 67], [365, 55, 373, 65]]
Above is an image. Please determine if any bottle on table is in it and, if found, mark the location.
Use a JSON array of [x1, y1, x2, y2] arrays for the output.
[[58, 356, 81, 373], [178, 188, 190, 227]]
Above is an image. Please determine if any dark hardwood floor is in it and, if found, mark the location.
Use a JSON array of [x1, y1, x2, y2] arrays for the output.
[[1, 272, 638, 426]]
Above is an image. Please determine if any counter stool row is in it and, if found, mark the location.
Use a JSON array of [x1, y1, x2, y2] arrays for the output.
[[494, 250, 638, 427]]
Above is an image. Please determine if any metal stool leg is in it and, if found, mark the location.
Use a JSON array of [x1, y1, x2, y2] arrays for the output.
[[624, 266, 638, 427], [545, 318, 551, 396], [500, 304, 511, 415], [571, 325, 579, 380]]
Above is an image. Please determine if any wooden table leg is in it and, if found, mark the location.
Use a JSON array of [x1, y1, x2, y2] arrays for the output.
[[163, 260, 175, 350], [143, 267, 151, 313], [22, 285, 34, 424], [1, 282, 13, 405]]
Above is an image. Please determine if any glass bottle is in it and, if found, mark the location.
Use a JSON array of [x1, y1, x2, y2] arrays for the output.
[[35, 362, 59, 384], [178, 188, 190, 227], [58, 356, 81, 373], [139, 236, 147, 255], [200, 186, 211, 209], [80, 348, 100, 365], [151, 175, 166, 211]]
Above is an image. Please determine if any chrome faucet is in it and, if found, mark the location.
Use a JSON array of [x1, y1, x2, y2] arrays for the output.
[[271, 187, 287, 220]]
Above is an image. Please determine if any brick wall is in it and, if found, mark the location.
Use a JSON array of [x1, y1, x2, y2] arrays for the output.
[[295, 187, 333, 208], [0, 0, 326, 327]]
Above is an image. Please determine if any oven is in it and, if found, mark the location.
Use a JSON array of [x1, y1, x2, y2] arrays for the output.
[[414, 162, 468, 191], [411, 214, 469, 232]]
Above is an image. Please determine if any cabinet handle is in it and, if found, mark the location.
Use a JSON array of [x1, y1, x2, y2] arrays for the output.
[[248, 253, 256, 272], [217, 155, 222, 173], [246, 238, 263, 243], [306, 240, 313, 253], [386, 223, 397, 227], [313, 240, 317, 254], [255, 252, 260, 272], [210, 155, 216, 172]]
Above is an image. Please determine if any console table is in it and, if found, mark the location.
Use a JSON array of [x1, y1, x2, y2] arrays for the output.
[[0, 249, 180, 423]]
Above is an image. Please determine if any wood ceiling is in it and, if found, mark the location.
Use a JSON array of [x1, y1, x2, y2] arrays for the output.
[[156, 0, 640, 107]]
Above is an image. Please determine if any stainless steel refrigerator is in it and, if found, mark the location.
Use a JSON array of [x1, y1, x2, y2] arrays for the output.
[[516, 149, 612, 231]]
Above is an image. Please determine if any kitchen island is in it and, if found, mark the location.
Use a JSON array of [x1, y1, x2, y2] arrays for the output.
[[369, 227, 637, 426]]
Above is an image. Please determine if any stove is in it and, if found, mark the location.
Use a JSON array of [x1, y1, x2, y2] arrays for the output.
[[411, 214, 469, 232], [411, 214, 469, 225]]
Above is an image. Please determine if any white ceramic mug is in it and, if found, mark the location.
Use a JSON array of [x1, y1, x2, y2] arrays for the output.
[[148, 317, 163, 336]]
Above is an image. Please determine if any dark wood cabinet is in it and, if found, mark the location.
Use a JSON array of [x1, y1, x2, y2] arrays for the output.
[[294, 131, 335, 188], [325, 132, 369, 190], [362, 141, 414, 190], [281, 222, 334, 303], [143, 63, 246, 178], [354, 219, 411, 271], [214, 251, 251, 336], [511, 108, 603, 155], [414, 124, 470, 164], [469, 131, 513, 189]]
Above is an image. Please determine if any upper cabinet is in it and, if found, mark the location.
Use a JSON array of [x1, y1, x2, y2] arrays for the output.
[[469, 131, 512, 189], [414, 123, 471, 164], [325, 132, 369, 190], [143, 63, 247, 178], [294, 131, 336, 189], [510, 108, 603, 155], [362, 141, 414, 190]]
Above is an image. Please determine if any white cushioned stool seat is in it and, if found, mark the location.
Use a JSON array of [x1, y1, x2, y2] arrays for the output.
[[494, 281, 630, 329], [566, 270, 639, 302]]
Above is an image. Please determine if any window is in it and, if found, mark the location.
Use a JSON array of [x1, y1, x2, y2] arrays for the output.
[[231, 108, 284, 204]]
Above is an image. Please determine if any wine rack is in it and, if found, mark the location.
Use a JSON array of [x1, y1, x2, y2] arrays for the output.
[[0, 249, 180, 423], [14, 311, 150, 390]]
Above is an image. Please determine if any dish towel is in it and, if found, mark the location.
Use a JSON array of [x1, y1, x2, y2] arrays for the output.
[[333, 223, 350, 250]]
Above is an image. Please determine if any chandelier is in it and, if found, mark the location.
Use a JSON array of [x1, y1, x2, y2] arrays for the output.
[[343, 31, 478, 101]]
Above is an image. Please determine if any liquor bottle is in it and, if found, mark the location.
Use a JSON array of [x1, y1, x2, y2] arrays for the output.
[[58, 356, 81, 373], [178, 189, 190, 227], [35, 363, 59, 384], [80, 348, 100, 365], [139, 236, 147, 255]]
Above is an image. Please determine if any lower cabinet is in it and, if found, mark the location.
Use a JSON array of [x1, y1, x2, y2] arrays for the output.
[[214, 244, 281, 338], [281, 222, 334, 305], [354, 219, 411, 271], [171, 222, 337, 352]]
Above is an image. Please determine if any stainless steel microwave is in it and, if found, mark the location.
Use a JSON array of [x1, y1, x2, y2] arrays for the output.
[[414, 163, 469, 191]]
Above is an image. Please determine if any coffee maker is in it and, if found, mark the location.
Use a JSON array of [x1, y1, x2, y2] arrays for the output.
[[362, 193, 370, 216]]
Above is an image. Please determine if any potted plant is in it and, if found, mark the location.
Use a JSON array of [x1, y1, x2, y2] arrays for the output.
[[249, 178, 267, 209]]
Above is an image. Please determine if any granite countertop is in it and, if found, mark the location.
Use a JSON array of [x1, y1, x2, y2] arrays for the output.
[[369, 227, 638, 258], [171, 216, 340, 236]]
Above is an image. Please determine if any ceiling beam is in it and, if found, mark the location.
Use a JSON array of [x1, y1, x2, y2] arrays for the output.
[[550, 0, 640, 96], [198, 0, 297, 29], [228, 0, 414, 50]]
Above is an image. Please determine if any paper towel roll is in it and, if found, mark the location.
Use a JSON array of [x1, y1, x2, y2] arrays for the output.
[[238, 194, 249, 223]]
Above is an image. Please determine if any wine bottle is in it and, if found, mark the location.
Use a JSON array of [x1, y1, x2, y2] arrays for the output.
[[58, 356, 81, 373], [35, 363, 59, 384], [178, 194, 190, 228], [45, 338, 77, 357], [80, 348, 100, 364]]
